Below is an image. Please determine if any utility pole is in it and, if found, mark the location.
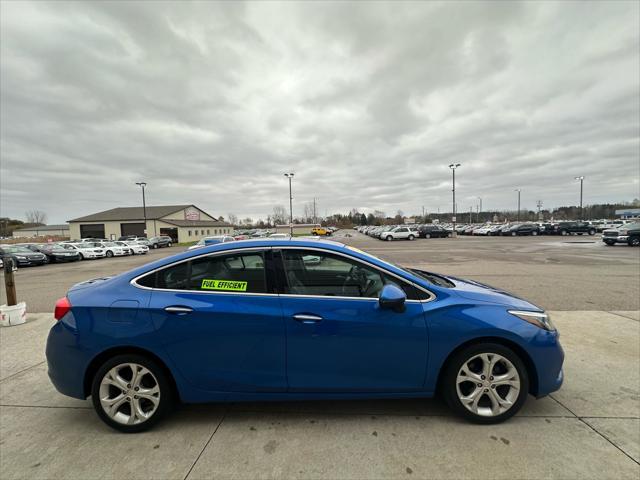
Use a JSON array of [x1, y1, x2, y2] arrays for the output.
[[449, 164, 461, 237], [284, 173, 294, 235], [422, 205, 425, 222], [313, 197, 317, 225], [515, 189, 521, 221], [135, 182, 147, 237], [575, 176, 584, 219], [469, 206, 473, 223]]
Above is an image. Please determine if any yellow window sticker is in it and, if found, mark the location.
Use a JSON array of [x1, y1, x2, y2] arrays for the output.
[[201, 279, 248, 292]]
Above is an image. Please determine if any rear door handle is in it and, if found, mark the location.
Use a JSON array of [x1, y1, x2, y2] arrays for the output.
[[293, 314, 323, 324], [164, 306, 193, 315]]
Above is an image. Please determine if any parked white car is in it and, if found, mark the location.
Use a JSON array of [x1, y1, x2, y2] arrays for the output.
[[472, 225, 493, 235], [90, 242, 130, 258], [268, 233, 290, 239], [62, 243, 106, 260], [187, 236, 235, 250], [380, 226, 418, 241], [114, 241, 149, 255]]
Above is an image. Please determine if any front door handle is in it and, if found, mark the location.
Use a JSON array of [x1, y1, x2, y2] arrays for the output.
[[293, 314, 323, 324], [164, 306, 193, 315]]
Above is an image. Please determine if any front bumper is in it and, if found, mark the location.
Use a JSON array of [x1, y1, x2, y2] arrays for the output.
[[602, 235, 628, 244]]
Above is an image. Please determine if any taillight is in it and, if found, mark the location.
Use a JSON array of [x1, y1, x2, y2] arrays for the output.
[[54, 297, 71, 321]]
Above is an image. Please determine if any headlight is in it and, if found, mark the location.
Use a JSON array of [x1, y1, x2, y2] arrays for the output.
[[15, 255, 26, 259], [508, 310, 556, 331]]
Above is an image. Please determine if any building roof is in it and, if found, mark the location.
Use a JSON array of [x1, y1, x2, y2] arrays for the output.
[[69, 205, 194, 222], [162, 219, 230, 227], [14, 224, 69, 231]]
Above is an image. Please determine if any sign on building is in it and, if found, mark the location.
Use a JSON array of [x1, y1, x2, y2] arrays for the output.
[[184, 207, 200, 221]]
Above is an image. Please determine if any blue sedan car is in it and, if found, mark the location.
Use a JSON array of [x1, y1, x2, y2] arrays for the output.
[[47, 239, 564, 432]]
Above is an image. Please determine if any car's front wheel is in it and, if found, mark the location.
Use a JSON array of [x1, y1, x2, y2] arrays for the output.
[[443, 343, 529, 424], [91, 354, 173, 433], [629, 236, 640, 247], [385, 236, 393, 241], [408, 234, 415, 241], [105, 250, 114, 258], [425, 233, 431, 239]]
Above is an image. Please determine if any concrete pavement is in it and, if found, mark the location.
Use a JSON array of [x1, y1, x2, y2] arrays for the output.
[[1, 311, 638, 479]]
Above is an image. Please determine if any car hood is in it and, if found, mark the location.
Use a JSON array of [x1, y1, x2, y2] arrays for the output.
[[445, 275, 543, 311]]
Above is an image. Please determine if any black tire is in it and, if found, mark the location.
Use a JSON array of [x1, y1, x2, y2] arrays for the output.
[[588, 229, 595, 236], [511, 231, 516, 236], [385, 236, 393, 241], [628, 236, 640, 247], [408, 235, 415, 241], [167, 243, 172, 247], [78, 252, 84, 260], [91, 354, 173, 433], [425, 233, 431, 239], [604, 240, 615, 246], [442, 342, 529, 424], [560, 230, 568, 236], [106, 250, 114, 258], [532, 231, 538, 236], [153, 244, 158, 249]]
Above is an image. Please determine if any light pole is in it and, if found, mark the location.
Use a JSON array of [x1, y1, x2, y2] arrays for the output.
[[515, 189, 521, 221], [284, 173, 294, 236], [575, 176, 584, 219], [477, 196, 482, 222], [449, 164, 461, 237], [135, 182, 147, 237]]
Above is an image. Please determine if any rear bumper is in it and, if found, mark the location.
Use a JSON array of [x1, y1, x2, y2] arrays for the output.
[[46, 318, 89, 399]]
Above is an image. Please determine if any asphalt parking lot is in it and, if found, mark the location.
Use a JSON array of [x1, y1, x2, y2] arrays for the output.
[[1, 232, 639, 479], [2, 231, 638, 311]]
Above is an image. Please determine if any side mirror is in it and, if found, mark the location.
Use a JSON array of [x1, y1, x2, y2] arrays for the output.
[[378, 284, 406, 313]]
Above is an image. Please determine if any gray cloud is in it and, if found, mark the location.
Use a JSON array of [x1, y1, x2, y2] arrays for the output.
[[1, 0, 638, 223]]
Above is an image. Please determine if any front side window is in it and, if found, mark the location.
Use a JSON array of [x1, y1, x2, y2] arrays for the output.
[[137, 252, 267, 293], [280, 249, 417, 299]]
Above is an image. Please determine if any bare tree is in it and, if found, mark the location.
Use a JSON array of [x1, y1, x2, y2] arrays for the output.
[[227, 213, 238, 226], [25, 210, 47, 225], [272, 205, 288, 225], [303, 202, 315, 222]]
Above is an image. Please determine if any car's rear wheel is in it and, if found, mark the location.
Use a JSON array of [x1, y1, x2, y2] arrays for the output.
[[153, 244, 158, 249], [425, 233, 431, 239], [167, 242, 172, 247], [105, 250, 114, 258], [91, 354, 173, 433], [408, 235, 415, 241], [532, 231, 538, 236], [560, 230, 568, 236], [385, 236, 393, 241], [511, 231, 516, 236], [443, 343, 529, 424], [78, 252, 84, 260]]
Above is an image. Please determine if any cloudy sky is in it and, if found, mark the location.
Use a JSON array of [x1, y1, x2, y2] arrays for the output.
[[1, 1, 638, 223]]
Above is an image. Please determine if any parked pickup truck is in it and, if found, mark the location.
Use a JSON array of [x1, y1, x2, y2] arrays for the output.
[[548, 221, 596, 236], [602, 222, 640, 246]]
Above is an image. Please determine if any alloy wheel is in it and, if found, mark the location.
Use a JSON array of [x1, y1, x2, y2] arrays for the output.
[[98, 363, 161, 425], [455, 353, 520, 417]]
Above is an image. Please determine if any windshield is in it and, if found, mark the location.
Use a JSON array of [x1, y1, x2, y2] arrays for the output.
[[2, 246, 33, 253], [344, 245, 452, 288]]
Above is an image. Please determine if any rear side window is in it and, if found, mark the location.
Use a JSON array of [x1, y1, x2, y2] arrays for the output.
[[136, 252, 266, 293]]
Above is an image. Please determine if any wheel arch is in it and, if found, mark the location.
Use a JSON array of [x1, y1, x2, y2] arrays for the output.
[[83, 346, 180, 401], [435, 336, 539, 396]]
